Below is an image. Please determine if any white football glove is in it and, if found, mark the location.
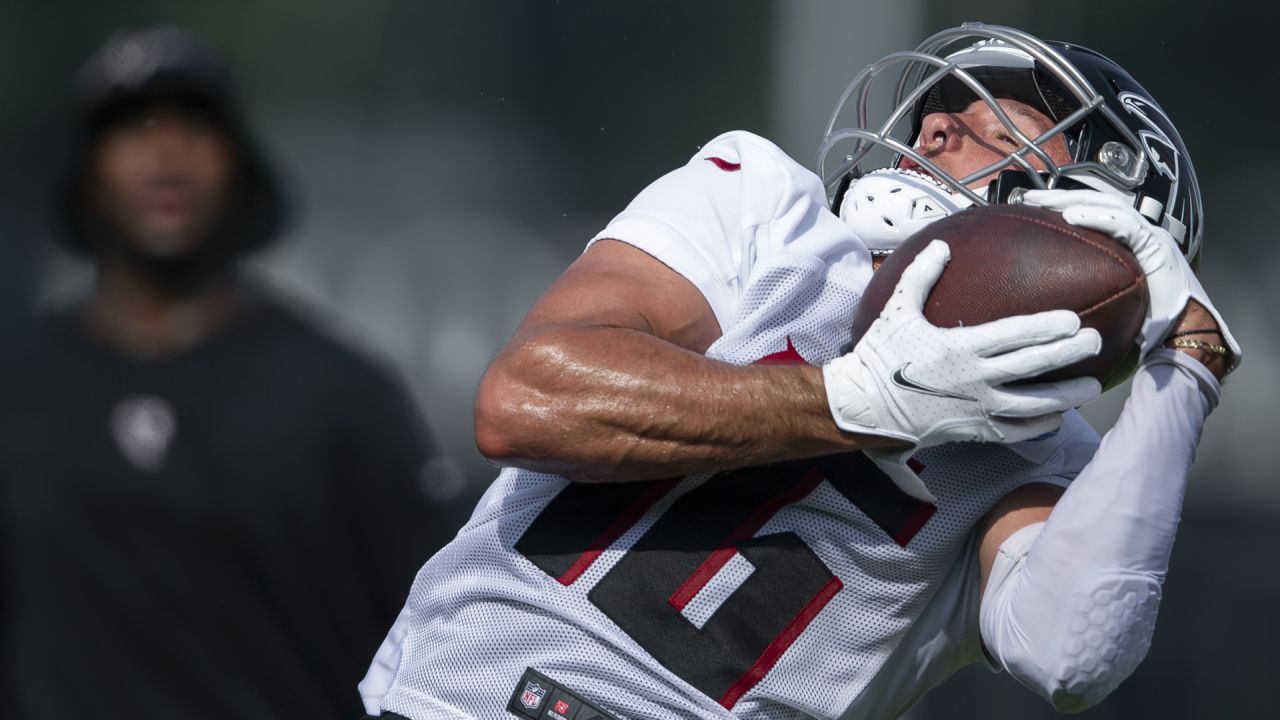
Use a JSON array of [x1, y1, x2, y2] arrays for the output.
[[1020, 189, 1241, 367], [824, 240, 1103, 499]]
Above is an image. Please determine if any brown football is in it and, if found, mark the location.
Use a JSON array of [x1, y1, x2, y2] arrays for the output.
[[849, 204, 1146, 388]]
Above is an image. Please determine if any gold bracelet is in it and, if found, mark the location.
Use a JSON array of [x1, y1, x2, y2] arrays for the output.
[[1169, 337, 1230, 356]]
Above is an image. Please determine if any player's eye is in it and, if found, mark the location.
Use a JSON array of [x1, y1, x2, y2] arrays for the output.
[[994, 132, 1019, 147]]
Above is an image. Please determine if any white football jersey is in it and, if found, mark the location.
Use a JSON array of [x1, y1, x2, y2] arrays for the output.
[[361, 131, 1100, 720]]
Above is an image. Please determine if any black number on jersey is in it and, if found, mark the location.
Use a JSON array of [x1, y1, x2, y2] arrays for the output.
[[514, 452, 934, 709]]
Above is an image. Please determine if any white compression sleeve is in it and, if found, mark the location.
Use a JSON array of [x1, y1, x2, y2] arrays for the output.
[[979, 349, 1221, 712]]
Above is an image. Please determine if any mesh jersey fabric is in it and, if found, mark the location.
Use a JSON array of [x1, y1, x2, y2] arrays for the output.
[[361, 132, 1100, 720], [582, 130, 876, 332]]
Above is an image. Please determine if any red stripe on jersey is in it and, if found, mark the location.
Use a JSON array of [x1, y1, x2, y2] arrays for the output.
[[668, 468, 825, 611], [719, 575, 844, 709], [892, 502, 936, 547], [556, 479, 679, 585], [753, 336, 809, 365], [706, 156, 742, 172]]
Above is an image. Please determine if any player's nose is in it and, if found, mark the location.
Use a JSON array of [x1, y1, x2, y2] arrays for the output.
[[916, 112, 961, 156]]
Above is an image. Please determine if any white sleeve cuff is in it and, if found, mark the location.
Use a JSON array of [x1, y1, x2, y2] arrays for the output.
[[589, 214, 739, 332], [1141, 347, 1222, 408]]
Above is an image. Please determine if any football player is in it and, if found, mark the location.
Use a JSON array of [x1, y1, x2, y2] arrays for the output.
[[360, 23, 1238, 719]]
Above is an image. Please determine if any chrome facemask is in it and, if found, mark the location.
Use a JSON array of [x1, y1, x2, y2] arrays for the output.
[[816, 23, 1151, 211]]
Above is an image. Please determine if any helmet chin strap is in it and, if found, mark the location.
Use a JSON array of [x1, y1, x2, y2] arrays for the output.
[[837, 168, 978, 255]]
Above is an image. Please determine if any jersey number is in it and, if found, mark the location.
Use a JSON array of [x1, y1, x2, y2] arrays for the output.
[[514, 453, 934, 709]]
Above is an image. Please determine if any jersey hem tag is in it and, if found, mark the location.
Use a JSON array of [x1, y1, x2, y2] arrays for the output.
[[507, 667, 620, 720]]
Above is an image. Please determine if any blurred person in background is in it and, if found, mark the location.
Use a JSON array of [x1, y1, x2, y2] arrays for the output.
[[0, 25, 460, 719]]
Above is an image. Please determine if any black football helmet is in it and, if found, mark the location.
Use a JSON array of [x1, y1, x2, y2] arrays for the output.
[[817, 23, 1203, 266]]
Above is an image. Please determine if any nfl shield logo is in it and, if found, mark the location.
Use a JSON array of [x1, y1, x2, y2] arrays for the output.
[[520, 681, 546, 709]]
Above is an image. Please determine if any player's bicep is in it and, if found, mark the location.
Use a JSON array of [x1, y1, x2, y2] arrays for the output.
[[977, 481, 1065, 596], [517, 238, 722, 353]]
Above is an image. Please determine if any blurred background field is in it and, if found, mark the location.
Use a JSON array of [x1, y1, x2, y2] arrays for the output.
[[1, 1, 1274, 717]]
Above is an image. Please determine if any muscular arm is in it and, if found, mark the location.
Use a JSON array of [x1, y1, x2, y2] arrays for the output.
[[474, 240, 901, 482]]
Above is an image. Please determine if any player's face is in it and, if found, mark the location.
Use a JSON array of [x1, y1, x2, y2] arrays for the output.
[[90, 103, 236, 260], [900, 98, 1071, 190]]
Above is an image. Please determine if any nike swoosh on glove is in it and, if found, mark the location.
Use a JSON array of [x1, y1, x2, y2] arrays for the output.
[[824, 240, 1102, 501], [824, 239, 1102, 445], [1020, 189, 1241, 371]]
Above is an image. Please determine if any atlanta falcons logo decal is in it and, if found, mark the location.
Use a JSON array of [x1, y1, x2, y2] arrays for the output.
[[1118, 91, 1179, 189], [1118, 89, 1200, 258]]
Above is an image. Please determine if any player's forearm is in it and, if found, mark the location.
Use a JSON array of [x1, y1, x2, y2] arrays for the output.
[[474, 325, 896, 481], [1032, 350, 1217, 571], [980, 349, 1220, 711]]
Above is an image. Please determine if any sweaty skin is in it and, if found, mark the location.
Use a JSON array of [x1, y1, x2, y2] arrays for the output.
[[474, 239, 904, 483], [476, 99, 1072, 484], [901, 98, 1072, 189], [475, 97, 1225, 585]]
